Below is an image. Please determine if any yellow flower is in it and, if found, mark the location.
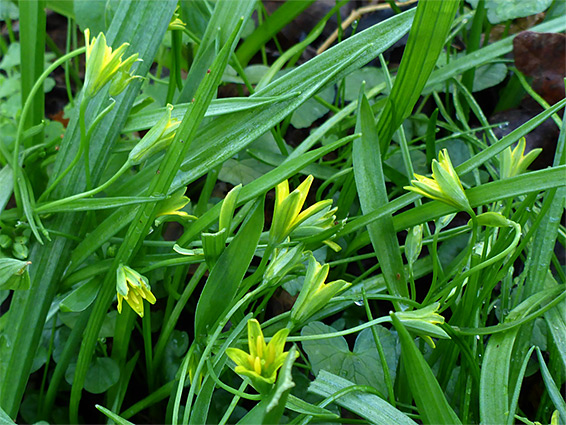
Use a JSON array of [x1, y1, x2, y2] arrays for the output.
[[226, 319, 292, 394], [84, 29, 140, 97], [269, 175, 332, 245], [290, 255, 350, 325], [500, 137, 541, 179], [154, 187, 196, 227], [116, 264, 156, 318], [395, 302, 449, 348], [128, 104, 181, 165], [405, 149, 472, 214]]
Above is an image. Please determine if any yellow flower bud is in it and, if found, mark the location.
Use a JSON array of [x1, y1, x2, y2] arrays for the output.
[[116, 264, 156, 318]]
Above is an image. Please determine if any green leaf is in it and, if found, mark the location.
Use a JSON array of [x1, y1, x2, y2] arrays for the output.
[[194, 196, 264, 340], [535, 347, 566, 422], [468, 0, 553, 24], [309, 370, 418, 425], [390, 313, 462, 424], [96, 404, 135, 425], [218, 158, 272, 186], [74, 0, 107, 34], [301, 322, 397, 397], [354, 92, 408, 299], [290, 84, 335, 129], [376, 0, 459, 152], [285, 394, 339, 419], [60, 279, 101, 313], [472, 62, 508, 92], [66, 357, 120, 394], [0, 258, 31, 291], [123, 94, 300, 133]]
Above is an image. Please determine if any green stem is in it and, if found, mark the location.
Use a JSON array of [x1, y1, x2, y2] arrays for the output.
[[177, 285, 266, 424], [153, 263, 207, 368], [12, 46, 85, 172], [361, 288, 395, 406], [37, 160, 131, 213], [218, 381, 249, 425], [40, 99, 115, 202], [80, 98, 92, 190], [120, 380, 176, 419], [205, 358, 262, 401]]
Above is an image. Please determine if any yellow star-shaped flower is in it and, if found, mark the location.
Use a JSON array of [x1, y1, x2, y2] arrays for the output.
[[226, 319, 292, 393]]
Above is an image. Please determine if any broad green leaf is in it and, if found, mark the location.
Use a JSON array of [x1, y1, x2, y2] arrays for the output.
[[194, 197, 264, 340], [354, 92, 408, 299], [467, 0, 553, 23], [74, 0, 106, 33], [60, 279, 101, 313], [290, 84, 335, 129], [301, 322, 397, 397], [0, 258, 31, 291], [309, 370, 418, 425], [66, 357, 120, 394], [390, 313, 462, 424], [218, 158, 272, 186], [472, 62, 507, 92]]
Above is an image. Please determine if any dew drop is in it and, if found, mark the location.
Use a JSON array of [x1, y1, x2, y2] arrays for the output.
[[354, 300, 364, 307]]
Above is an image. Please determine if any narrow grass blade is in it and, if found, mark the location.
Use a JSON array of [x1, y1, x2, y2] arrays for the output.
[[177, 0, 255, 102], [354, 93, 408, 299], [19, 0, 46, 149], [376, 0, 459, 153], [96, 404, 135, 425], [194, 197, 264, 340], [535, 347, 566, 422], [390, 313, 461, 424], [236, 1, 316, 66]]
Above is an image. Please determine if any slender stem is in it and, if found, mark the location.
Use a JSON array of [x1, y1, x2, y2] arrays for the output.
[[39, 97, 89, 202], [12, 47, 85, 172], [218, 381, 249, 425], [361, 288, 395, 406], [80, 99, 92, 190], [205, 358, 262, 400], [179, 285, 266, 424], [37, 160, 131, 213]]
